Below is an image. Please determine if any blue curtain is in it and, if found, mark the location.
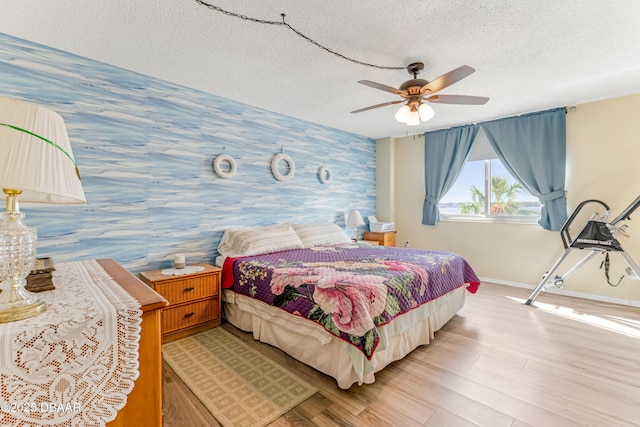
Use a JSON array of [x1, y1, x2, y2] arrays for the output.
[[422, 125, 479, 225], [481, 108, 567, 231]]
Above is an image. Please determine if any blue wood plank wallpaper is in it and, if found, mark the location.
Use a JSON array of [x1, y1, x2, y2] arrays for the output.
[[0, 33, 376, 273]]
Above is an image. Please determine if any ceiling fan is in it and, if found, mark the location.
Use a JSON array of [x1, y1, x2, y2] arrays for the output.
[[351, 62, 489, 126]]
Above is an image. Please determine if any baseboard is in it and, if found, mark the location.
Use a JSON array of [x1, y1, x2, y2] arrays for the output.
[[478, 276, 640, 308]]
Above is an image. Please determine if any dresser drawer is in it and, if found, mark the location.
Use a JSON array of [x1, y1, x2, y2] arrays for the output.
[[162, 298, 219, 334], [154, 274, 219, 305]]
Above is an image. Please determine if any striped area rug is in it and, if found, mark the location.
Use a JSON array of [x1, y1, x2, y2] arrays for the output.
[[163, 327, 318, 427]]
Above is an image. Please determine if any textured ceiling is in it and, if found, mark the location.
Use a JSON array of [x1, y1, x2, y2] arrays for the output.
[[2, 1, 640, 139]]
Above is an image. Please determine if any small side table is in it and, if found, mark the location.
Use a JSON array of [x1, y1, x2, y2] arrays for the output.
[[139, 263, 221, 342], [363, 230, 397, 247]]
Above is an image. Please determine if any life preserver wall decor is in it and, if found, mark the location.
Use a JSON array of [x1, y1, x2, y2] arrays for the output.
[[213, 154, 237, 179], [271, 153, 295, 182], [318, 166, 332, 184]]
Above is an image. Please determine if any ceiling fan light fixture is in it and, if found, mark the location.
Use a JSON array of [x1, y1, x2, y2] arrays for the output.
[[353, 63, 488, 126], [394, 104, 411, 123], [406, 110, 421, 126], [418, 103, 435, 121]]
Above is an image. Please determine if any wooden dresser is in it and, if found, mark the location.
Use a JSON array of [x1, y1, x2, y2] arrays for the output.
[[139, 263, 221, 342], [98, 259, 168, 427], [0, 259, 167, 427], [363, 230, 397, 247]]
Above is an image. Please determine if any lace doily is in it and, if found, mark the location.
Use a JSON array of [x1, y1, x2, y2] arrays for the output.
[[0, 260, 143, 426], [161, 265, 205, 276]]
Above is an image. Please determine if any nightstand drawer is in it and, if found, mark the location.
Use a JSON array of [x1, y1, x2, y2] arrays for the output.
[[364, 231, 396, 247], [162, 298, 219, 333], [139, 263, 222, 339], [154, 275, 219, 305]]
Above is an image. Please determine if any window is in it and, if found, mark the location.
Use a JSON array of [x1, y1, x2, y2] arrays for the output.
[[438, 130, 541, 222]]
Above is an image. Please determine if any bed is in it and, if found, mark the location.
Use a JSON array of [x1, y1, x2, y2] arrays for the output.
[[217, 223, 480, 389]]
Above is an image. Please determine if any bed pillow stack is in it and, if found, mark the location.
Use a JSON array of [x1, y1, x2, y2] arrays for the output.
[[217, 222, 353, 258], [217, 224, 304, 258]]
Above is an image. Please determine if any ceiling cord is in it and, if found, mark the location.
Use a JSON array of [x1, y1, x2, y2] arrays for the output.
[[194, 0, 405, 71]]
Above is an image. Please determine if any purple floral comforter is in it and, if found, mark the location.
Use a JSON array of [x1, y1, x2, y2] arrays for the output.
[[223, 243, 480, 359]]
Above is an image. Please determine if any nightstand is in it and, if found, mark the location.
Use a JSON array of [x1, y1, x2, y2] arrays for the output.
[[363, 231, 396, 247], [139, 263, 221, 342]]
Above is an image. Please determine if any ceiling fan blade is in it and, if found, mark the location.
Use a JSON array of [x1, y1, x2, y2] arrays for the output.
[[426, 94, 489, 105], [420, 65, 476, 95], [351, 100, 404, 113], [358, 80, 408, 97]]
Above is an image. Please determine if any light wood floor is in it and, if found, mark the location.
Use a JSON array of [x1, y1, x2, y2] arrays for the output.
[[163, 282, 640, 426]]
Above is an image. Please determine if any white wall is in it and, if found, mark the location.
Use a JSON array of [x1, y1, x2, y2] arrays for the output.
[[375, 137, 395, 223], [379, 94, 640, 305]]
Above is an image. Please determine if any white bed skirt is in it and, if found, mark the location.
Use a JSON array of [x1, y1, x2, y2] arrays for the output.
[[222, 286, 466, 388]]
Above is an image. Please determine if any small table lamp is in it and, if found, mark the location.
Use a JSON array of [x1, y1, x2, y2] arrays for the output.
[[0, 96, 86, 323], [347, 209, 365, 240]]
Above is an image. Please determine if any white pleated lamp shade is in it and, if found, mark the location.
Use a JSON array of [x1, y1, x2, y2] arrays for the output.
[[0, 96, 85, 204]]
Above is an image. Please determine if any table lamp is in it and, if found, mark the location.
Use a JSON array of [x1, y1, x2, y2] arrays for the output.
[[347, 209, 365, 240], [0, 96, 86, 323]]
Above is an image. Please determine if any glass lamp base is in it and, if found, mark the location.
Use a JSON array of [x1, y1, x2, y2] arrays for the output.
[[0, 284, 47, 323], [0, 197, 44, 323], [0, 298, 47, 323]]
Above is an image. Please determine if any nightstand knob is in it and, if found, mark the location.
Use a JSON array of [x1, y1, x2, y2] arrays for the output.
[[184, 312, 195, 318], [183, 287, 195, 292]]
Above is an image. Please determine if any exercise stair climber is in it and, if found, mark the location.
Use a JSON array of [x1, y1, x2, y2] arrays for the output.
[[525, 195, 640, 305]]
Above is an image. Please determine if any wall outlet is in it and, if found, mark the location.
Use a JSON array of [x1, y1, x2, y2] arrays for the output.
[[405, 240, 410, 248]]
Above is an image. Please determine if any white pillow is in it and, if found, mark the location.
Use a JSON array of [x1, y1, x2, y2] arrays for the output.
[[291, 223, 352, 247], [218, 223, 287, 254], [218, 224, 304, 257]]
